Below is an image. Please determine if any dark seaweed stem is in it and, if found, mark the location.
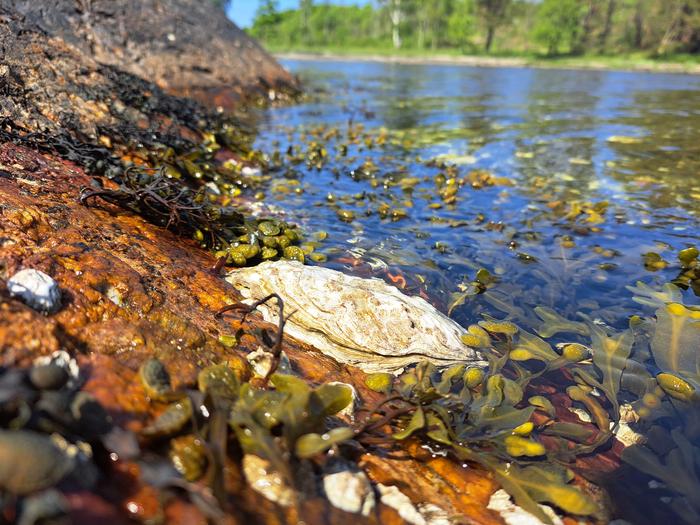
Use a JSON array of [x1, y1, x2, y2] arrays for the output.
[[352, 395, 417, 445], [79, 166, 244, 247], [211, 254, 228, 275], [215, 293, 290, 386]]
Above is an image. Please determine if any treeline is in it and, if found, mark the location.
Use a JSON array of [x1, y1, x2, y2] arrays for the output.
[[247, 0, 700, 57]]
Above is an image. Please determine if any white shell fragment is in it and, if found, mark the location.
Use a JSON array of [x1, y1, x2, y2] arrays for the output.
[[322, 463, 375, 516], [7, 269, 61, 313], [242, 454, 295, 507], [226, 261, 486, 373], [246, 346, 292, 378], [34, 350, 80, 388], [377, 484, 452, 525], [487, 489, 563, 525]]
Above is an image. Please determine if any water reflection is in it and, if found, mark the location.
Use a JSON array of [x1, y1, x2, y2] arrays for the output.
[[258, 60, 700, 320]]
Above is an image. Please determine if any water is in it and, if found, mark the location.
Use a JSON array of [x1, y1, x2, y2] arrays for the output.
[[250, 60, 700, 523], [255, 60, 700, 327]]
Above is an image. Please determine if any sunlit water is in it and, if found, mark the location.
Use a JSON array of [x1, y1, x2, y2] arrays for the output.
[[255, 60, 700, 327]]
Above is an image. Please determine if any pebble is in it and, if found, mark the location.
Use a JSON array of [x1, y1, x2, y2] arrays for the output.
[[7, 269, 61, 313]]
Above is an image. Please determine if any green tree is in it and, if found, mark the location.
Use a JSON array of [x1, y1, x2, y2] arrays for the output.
[[447, 0, 475, 50], [250, 0, 281, 41], [476, 0, 512, 52], [533, 0, 583, 55]]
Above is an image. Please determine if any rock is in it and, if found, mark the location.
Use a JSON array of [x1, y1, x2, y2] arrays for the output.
[[7, 269, 61, 313], [226, 261, 486, 373], [3, 0, 298, 106], [322, 463, 375, 516], [487, 489, 563, 525]]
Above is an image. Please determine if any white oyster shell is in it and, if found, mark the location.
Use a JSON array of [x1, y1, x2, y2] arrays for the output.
[[226, 261, 486, 373]]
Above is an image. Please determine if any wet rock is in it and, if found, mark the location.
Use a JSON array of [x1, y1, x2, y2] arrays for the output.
[[322, 463, 375, 516], [487, 489, 563, 525], [4, 0, 298, 106], [7, 269, 62, 313], [226, 261, 486, 373]]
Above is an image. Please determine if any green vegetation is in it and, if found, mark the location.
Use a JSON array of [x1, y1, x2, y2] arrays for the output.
[[247, 0, 700, 61]]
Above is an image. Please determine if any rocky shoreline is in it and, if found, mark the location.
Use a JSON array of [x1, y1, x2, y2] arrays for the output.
[[0, 2, 634, 524]]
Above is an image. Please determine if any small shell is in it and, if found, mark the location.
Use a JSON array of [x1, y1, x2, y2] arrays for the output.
[[29, 364, 69, 391], [0, 430, 75, 495], [227, 261, 486, 373], [139, 358, 172, 401], [70, 391, 113, 438], [142, 397, 193, 437], [323, 463, 375, 516], [33, 351, 79, 388]]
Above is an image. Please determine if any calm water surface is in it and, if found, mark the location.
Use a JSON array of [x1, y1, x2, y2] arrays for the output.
[[256, 60, 700, 325]]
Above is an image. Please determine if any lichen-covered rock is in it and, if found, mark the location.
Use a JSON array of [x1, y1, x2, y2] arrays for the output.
[[226, 261, 486, 373], [7, 269, 61, 313]]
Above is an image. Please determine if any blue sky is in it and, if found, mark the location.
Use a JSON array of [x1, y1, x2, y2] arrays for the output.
[[228, 0, 369, 28]]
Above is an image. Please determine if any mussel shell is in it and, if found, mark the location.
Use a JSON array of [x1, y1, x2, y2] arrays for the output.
[[30, 364, 69, 391], [70, 392, 113, 438], [139, 358, 172, 401], [0, 431, 75, 495], [142, 397, 193, 438]]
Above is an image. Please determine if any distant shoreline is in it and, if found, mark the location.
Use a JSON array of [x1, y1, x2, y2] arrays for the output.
[[275, 51, 700, 75]]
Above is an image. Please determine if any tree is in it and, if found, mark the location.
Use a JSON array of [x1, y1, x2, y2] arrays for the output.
[[598, 0, 618, 51], [476, 0, 512, 52], [533, 0, 583, 55], [250, 0, 281, 41], [389, 0, 403, 49], [447, 0, 475, 50]]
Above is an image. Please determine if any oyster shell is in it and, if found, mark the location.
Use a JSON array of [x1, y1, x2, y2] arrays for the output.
[[225, 261, 486, 373]]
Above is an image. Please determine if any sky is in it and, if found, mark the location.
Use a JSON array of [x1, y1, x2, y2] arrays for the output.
[[227, 0, 369, 29]]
